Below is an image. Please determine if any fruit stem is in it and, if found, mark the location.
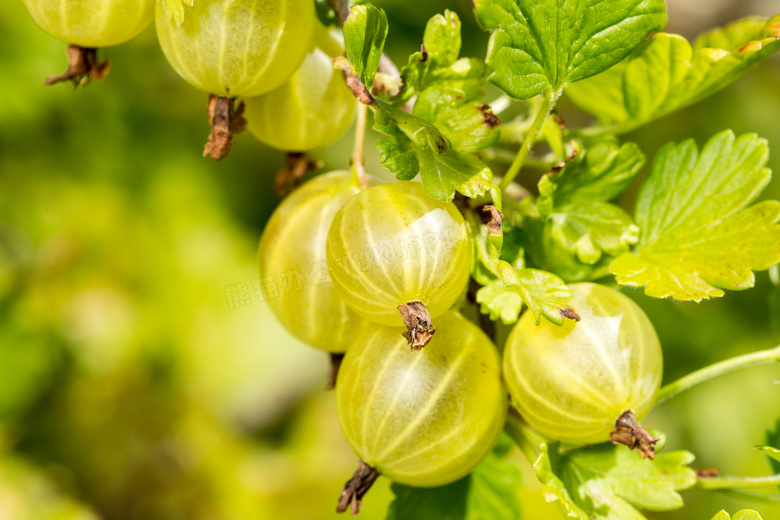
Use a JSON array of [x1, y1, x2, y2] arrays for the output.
[[44, 45, 110, 87], [695, 473, 780, 490], [336, 460, 380, 515], [326, 353, 345, 390], [203, 95, 247, 161], [275, 153, 321, 196], [498, 87, 557, 192], [656, 344, 780, 404], [350, 103, 370, 189]]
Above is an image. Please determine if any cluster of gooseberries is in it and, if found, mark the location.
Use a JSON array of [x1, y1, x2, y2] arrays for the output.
[[23, 0, 669, 514], [260, 170, 664, 512]]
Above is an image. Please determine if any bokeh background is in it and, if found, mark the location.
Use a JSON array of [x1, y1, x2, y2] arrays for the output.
[[1, 0, 779, 519]]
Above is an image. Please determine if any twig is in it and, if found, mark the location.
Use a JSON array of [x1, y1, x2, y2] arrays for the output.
[[656, 344, 780, 404], [350, 103, 370, 188]]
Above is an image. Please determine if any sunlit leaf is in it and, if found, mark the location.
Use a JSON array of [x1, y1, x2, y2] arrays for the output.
[[474, 0, 666, 99], [567, 15, 780, 134], [611, 130, 780, 301]]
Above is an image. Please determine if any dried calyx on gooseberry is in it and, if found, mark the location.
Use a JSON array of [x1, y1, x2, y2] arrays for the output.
[[325, 181, 471, 349]]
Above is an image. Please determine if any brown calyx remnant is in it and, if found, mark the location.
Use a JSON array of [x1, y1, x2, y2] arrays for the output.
[[276, 152, 322, 196], [609, 410, 660, 459], [559, 307, 581, 321], [398, 302, 436, 350], [483, 204, 503, 236], [336, 460, 380, 515], [204, 94, 247, 161], [44, 45, 110, 87], [326, 353, 345, 390]]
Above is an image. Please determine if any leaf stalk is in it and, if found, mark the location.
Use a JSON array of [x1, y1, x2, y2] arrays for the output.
[[499, 87, 556, 192], [657, 344, 780, 404]]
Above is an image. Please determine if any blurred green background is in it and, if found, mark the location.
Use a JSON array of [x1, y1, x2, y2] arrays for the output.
[[1, 1, 779, 519]]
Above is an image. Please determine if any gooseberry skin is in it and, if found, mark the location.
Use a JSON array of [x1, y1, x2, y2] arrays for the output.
[[245, 38, 356, 151], [325, 181, 471, 327], [155, 0, 315, 97], [258, 171, 370, 353], [22, 0, 154, 47], [336, 311, 507, 486], [503, 282, 662, 445]]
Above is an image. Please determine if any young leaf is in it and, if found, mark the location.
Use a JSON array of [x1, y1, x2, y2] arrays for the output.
[[523, 216, 616, 282], [397, 11, 487, 104], [610, 130, 780, 301], [373, 107, 497, 203], [536, 142, 644, 264], [413, 88, 500, 153], [160, 0, 193, 26], [712, 512, 765, 520], [343, 4, 388, 89], [386, 434, 521, 520], [473, 0, 666, 99], [493, 261, 578, 325], [567, 15, 780, 135], [476, 280, 524, 324]]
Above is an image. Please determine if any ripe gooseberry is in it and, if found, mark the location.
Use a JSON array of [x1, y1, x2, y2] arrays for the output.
[[22, 0, 154, 48], [335, 311, 506, 511], [245, 23, 356, 152], [258, 171, 370, 353], [22, 0, 155, 85], [155, 0, 314, 98], [325, 181, 471, 332], [503, 282, 662, 452]]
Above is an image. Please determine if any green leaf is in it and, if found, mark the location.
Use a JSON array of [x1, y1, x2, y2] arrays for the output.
[[493, 261, 576, 325], [520, 428, 696, 519], [413, 88, 500, 153], [523, 216, 615, 282], [536, 142, 644, 265], [397, 11, 487, 105], [523, 142, 643, 280], [610, 130, 780, 301], [712, 512, 765, 520], [343, 4, 388, 89], [476, 280, 524, 325], [422, 9, 461, 68], [160, 0, 193, 26], [567, 15, 780, 135], [538, 142, 645, 212], [373, 106, 496, 203], [473, 0, 666, 99], [386, 433, 521, 520]]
